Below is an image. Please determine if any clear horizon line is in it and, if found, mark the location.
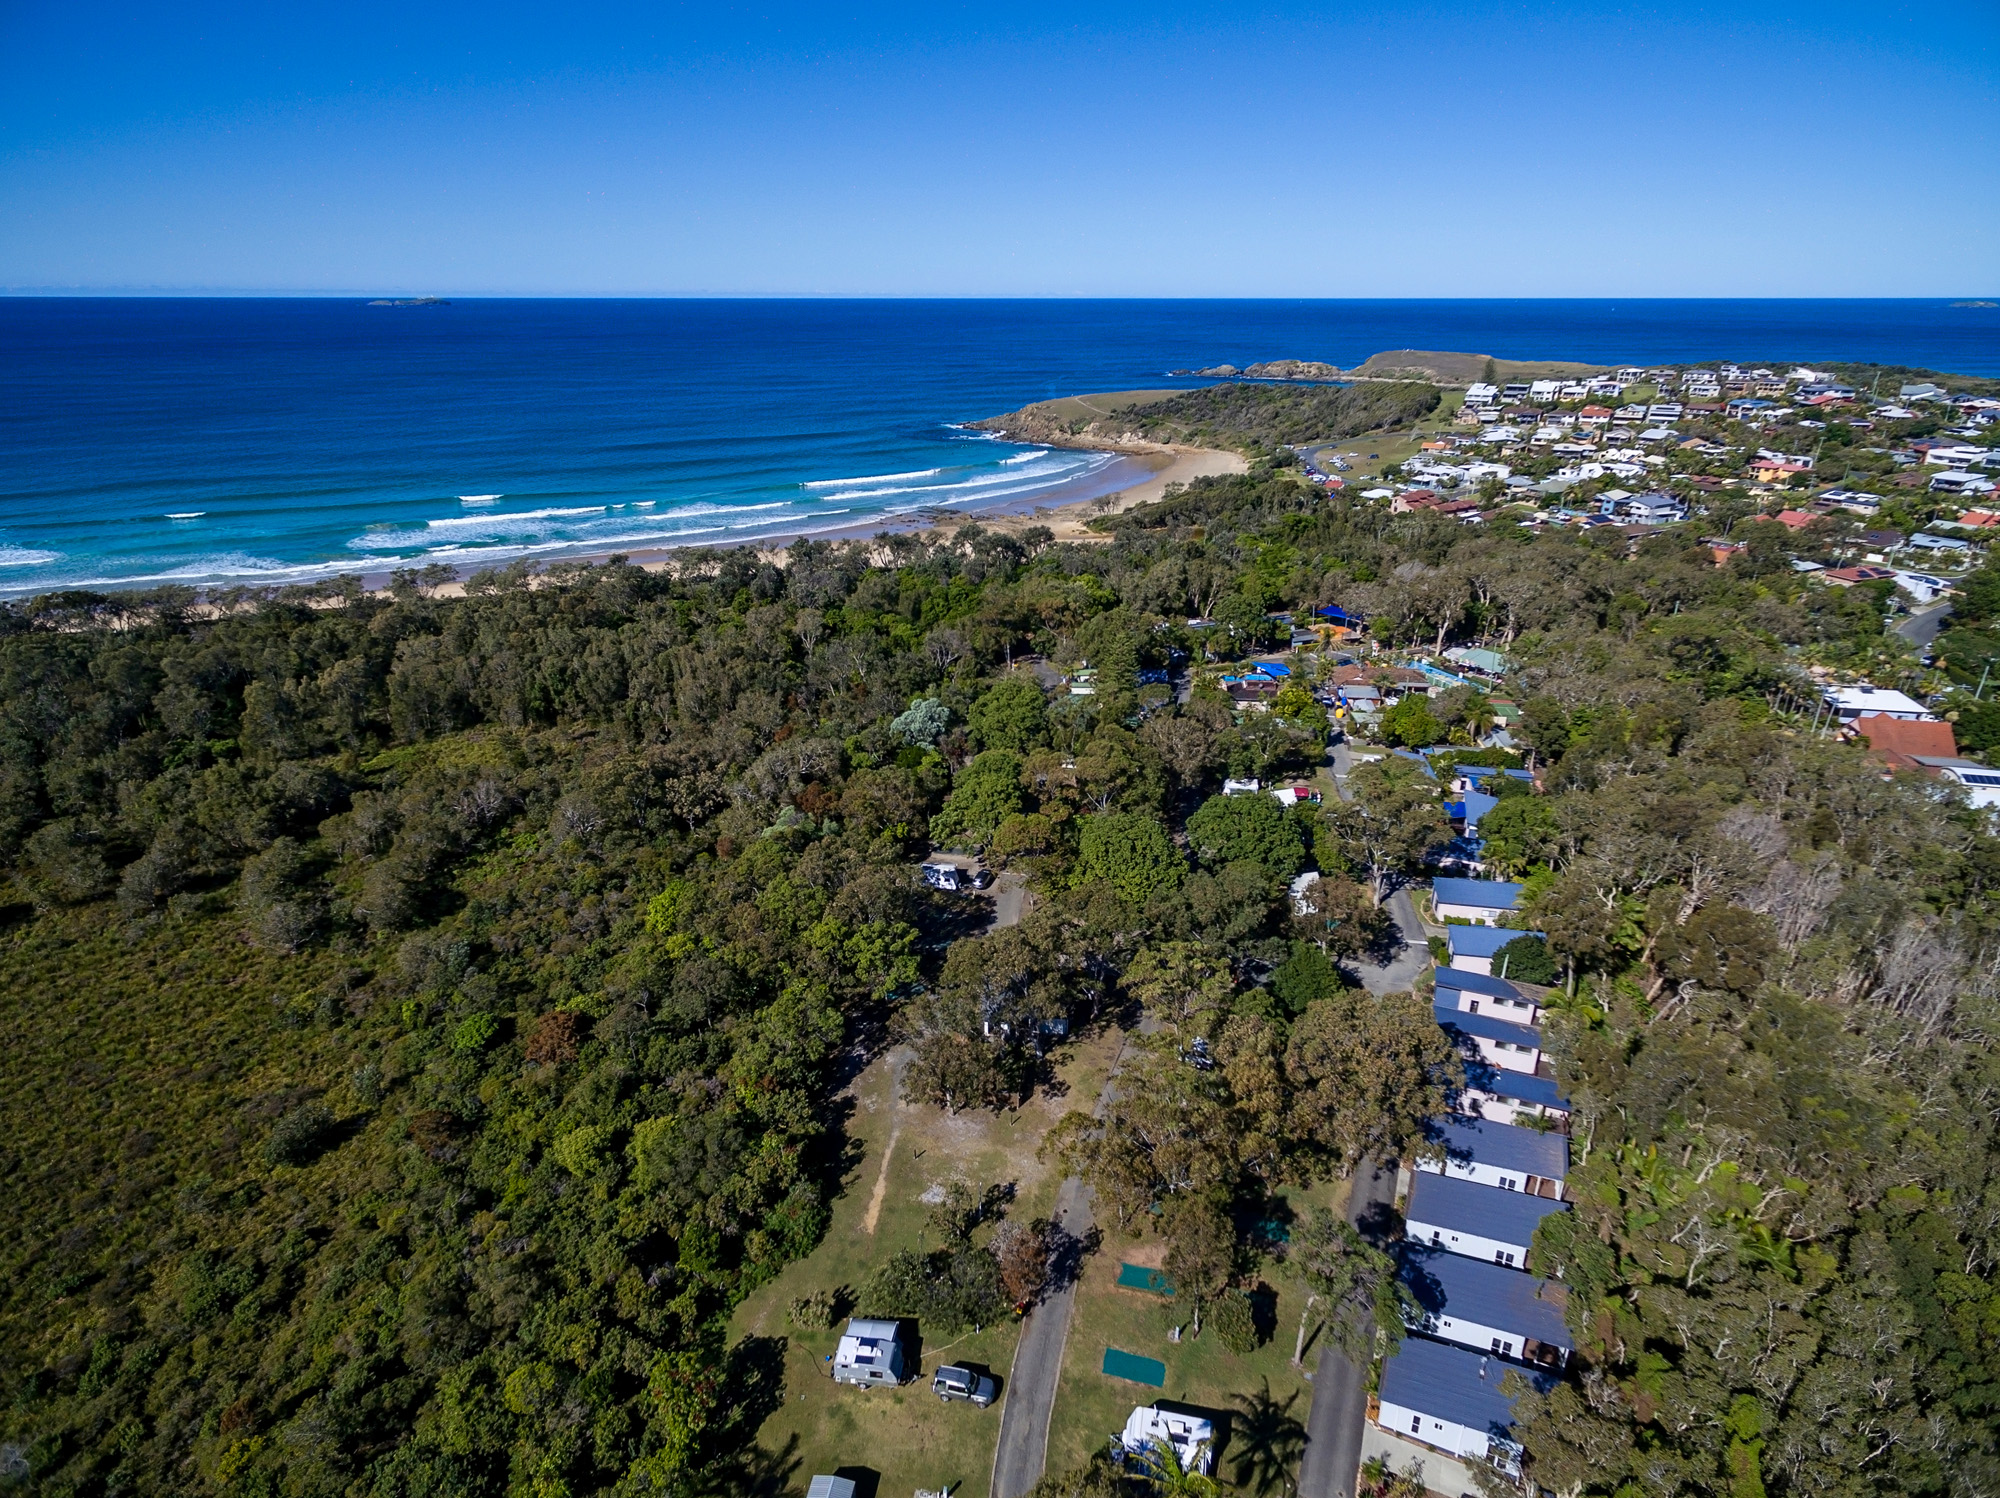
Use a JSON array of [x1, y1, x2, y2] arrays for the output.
[[3, 287, 1998, 303]]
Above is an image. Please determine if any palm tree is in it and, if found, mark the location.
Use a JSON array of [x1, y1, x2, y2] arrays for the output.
[[1229, 1380, 1307, 1496], [1131, 1438, 1218, 1498]]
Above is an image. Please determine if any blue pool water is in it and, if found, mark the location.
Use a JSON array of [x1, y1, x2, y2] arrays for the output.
[[1, 297, 1994, 595]]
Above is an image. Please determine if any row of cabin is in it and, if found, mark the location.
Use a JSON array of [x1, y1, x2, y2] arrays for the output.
[[1373, 881, 1576, 1478]]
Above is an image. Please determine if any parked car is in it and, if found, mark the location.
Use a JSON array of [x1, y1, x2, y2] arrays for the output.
[[970, 868, 995, 890], [932, 1364, 997, 1407]]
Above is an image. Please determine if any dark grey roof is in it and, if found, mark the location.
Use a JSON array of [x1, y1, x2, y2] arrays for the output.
[[1401, 1246, 1574, 1352], [1422, 1115, 1568, 1180], [1377, 1337, 1558, 1437], [1435, 967, 1529, 1002], [1406, 1172, 1569, 1246], [1435, 1002, 1542, 1050]]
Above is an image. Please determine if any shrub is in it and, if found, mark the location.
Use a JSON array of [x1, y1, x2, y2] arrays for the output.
[[450, 1012, 499, 1054], [788, 1288, 844, 1331], [1210, 1288, 1261, 1354], [264, 1103, 335, 1168]]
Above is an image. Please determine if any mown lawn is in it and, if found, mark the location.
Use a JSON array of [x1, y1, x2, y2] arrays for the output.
[[1043, 1176, 1349, 1495], [731, 1025, 1129, 1498]]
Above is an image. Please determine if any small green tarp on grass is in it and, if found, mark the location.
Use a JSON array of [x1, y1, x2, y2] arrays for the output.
[[1102, 1348, 1167, 1387], [1115, 1263, 1175, 1296]]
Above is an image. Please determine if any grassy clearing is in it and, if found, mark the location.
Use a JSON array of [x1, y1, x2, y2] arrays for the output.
[[732, 1026, 1129, 1498], [1043, 1177, 1349, 1493]]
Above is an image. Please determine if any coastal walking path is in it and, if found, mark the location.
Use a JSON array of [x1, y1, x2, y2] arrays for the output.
[[990, 1033, 1133, 1498]]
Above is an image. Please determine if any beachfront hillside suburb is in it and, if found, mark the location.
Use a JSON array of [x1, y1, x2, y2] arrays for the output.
[[4, 357, 2000, 1498]]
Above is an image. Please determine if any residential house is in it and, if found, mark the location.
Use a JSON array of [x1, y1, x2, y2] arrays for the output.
[[1895, 570, 1954, 605], [1750, 459, 1814, 486], [1464, 382, 1499, 408], [1436, 966, 1542, 1025], [1817, 490, 1881, 515], [1822, 685, 1937, 725], [1401, 1247, 1574, 1367], [1912, 758, 2000, 810], [1445, 922, 1545, 977], [1901, 383, 1949, 402], [1444, 646, 1508, 675], [1931, 471, 1997, 497], [1375, 1337, 1558, 1474], [1460, 1061, 1571, 1127], [1444, 787, 1499, 842], [1922, 444, 1989, 468], [1909, 532, 1973, 557], [1821, 565, 1898, 587], [1416, 1114, 1568, 1198], [1435, 998, 1544, 1077], [1854, 714, 1959, 768], [1432, 877, 1523, 925], [1404, 1171, 1569, 1268], [1528, 380, 1561, 404]]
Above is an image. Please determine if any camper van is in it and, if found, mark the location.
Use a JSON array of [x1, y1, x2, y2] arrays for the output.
[[1117, 1405, 1216, 1474], [921, 862, 963, 893], [831, 1319, 906, 1388]]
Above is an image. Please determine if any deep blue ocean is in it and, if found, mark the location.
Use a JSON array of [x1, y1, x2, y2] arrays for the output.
[[2, 298, 1996, 597]]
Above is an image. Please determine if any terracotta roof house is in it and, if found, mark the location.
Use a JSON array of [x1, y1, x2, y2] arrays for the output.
[[1854, 714, 1957, 768]]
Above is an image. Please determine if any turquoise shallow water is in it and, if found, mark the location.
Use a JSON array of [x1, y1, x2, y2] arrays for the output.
[[1, 298, 1995, 596]]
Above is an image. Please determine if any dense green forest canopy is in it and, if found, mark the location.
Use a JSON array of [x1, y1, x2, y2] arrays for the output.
[[2, 456, 2000, 1498]]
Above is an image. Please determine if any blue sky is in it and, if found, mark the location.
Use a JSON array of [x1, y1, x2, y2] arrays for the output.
[[2, 0, 1996, 296]]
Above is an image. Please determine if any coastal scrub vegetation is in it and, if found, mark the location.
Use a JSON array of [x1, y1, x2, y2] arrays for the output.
[[1101, 381, 1440, 454], [1, 456, 1999, 1497]]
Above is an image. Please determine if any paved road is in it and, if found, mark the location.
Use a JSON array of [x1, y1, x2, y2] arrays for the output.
[[1898, 600, 1952, 649], [991, 871, 1029, 930], [1326, 740, 1434, 996], [991, 1038, 1130, 1498], [991, 1173, 1093, 1498], [1298, 1158, 1401, 1498]]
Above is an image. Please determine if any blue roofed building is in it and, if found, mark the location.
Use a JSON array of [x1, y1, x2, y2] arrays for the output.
[[1416, 1115, 1567, 1197], [1432, 878, 1523, 926], [1459, 1062, 1570, 1127], [1405, 1172, 1569, 1267], [1445, 924, 1547, 977], [1435, 966, 1541, 1024], [1401, 1245, 1574, 1368], [1375, 1336, 1559, 1473], [1435, 1002, 1544, 1076]]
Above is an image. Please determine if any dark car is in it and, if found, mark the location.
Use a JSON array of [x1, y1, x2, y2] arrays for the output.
[[970, 868, 995, 890], [932, 1364, 997, 1406]]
